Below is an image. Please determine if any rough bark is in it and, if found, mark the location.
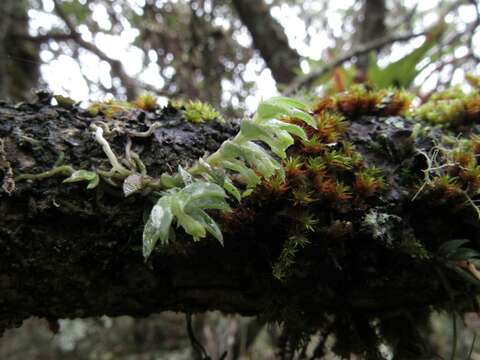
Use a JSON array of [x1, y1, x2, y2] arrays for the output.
[[231, 0, 301, 85], [0, 93, 478, 358]]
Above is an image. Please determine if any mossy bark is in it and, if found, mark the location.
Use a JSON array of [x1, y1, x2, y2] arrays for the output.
[[0, 93, 478, 359]]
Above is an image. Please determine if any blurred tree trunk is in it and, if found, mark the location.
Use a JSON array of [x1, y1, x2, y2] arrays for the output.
[[356, 0, 387, 75], [231, 0, 301, 85], [0, 0, 40, 101]]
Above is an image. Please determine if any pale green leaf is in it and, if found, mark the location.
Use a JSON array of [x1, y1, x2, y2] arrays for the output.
[[437, 239, 470, 257], [143, 198, 174, 258], [178, 166, 193, 186], [63, 170, 99, 189], [190, 209, 224, 245], [223, 177, 241, 202]]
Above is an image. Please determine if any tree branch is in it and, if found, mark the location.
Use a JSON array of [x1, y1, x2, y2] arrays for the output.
[[0, 92, 476, 342], [231, 0, 301, 85], [284, 31, 426, 95]]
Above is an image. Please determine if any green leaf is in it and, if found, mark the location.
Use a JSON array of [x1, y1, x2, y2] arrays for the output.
[[240, 120, 294, 158], [447, 264, 480, 287], [367, 22, 446, 88], [222, 177, 241, 202], [160, 173, 180, 188], [142, 181, 229, 257], [255, 97, 317, 129], [437, 239, 470, 257], [221, 159, 260, 187], [449, 248, 480, 261], [190, 208, 224, 245], [268, 96, 310, 111], [143, 198, 174, 258], [222, 141, 280, 179], [178, 166, 193, 186], [287, 109, 317, 129], [268, 119, 307, 140], [63, 170, 99, 189], [171, 197, 206, 241], [256, 101, 290, 121]]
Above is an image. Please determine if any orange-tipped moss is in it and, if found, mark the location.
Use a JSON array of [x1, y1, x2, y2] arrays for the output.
[[323, 148, 354, 171], [429, 175, 462, 199], [378, 89, 412, 116], [301, 135, 325, 154], [465, 93, 480, 121], [353, 168, 386, 197], [87, 100, 134, 117], [291, 187, 317, 206], [335, 85, 381, 116], [470, 135, 480, 156], [134, 93, 158, 111], [283, 156, 305, 178], [316, 111, 348, 143], [306, 157, 327, 175], [459, 164, 480, 191], [313, 86, 412, 118]]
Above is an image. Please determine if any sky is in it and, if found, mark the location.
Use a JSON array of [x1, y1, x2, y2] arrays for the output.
[[26, 0, 480, 111]]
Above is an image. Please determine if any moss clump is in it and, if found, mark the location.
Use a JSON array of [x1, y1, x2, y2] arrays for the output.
[[412, 136, 480, 219], [133, 93, 158, 111], [171, 99, 224, 123], [313, 85, 412, 118], [87, 99, 135, 117], [415, 86, 480, 130]]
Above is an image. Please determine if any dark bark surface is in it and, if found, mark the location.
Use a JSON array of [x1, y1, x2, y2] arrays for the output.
[[0, 93, 478, 348]]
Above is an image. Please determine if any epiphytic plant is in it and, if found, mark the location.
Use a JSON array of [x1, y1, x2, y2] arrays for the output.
[[142, 97, 316, 258]]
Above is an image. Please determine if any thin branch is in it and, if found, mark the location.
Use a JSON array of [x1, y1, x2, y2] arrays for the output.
[[284, 31, 426, 95], [47, 0, 174, 100]]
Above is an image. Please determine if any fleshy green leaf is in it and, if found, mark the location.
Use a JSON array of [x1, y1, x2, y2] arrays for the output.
[[160, 173, 180, 188], [240, 120, 294, 158], [63, 170, 99, 189], [190, 208, 224, 245], [437, 239, 470, 257], [268, 119, 307, 140], [255, 97, 317, 129], [221, 159, 260, 187], [268, 96, 310, 111], [222, 177, 241, 202], [178, 166, 193, 186], [143, 198, 174, 258]]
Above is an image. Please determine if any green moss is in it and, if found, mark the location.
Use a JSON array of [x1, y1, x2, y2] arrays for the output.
[[171, 99, 224, 123], [133, 93, 158, 111], [415, 86, 480, 129], [87, 100, 134, 117], [313, 85, 413, 117]]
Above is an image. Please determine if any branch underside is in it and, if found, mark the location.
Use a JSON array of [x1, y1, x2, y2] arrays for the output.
[[0, 94, 479, 344]]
